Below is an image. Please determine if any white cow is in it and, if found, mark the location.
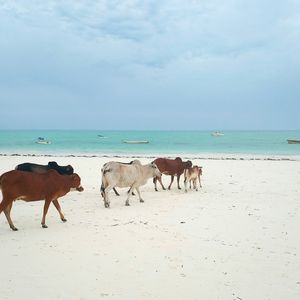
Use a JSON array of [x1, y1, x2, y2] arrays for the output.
[[100, 160, 161, 207], [184, 166, 202, 192]]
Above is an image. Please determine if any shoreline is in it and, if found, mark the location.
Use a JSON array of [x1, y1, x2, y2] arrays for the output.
[[0, 151, 299, 161]]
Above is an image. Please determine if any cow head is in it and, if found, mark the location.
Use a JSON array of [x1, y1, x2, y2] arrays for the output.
[[184, 160, 192, 169], [48, 161, 58, 168], [64, 165, 74, 175], [150, 163, 162, 178], [70, 174, 84, 192]]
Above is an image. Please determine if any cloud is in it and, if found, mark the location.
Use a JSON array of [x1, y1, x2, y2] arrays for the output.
[[0, 0, 299, 129]]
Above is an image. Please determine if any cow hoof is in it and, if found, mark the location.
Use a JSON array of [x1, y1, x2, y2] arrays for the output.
[[125, 202, 130, 206], [178, 187, 181, 190], [62, 218, 67, 222], [42, 224, 48, 229], [104, 203, 110, 208], [155, 188, 158, 192], [11, 226, 18, 231], [140, 199, 144, 203], [163, 187, 166, 190]]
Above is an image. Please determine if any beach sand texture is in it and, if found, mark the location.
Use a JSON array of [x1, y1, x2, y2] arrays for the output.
[[0, 155, 300, 300]]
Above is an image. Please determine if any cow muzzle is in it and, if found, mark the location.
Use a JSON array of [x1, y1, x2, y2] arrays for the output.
[[76, 185, 84, 192]]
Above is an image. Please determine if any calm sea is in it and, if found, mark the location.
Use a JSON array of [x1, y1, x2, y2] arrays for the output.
[[0, 130, 299, 158]]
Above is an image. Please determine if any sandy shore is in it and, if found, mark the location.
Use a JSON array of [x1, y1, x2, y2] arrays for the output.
[[0, 155, 300, 300]]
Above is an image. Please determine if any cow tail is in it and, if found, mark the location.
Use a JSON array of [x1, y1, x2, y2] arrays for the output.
[[100, 173, 106, 195], [100, 165, 110, 195], [100, 182, 105, 196]]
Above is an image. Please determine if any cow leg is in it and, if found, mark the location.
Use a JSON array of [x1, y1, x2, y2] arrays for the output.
[[189, 180, 192, 189], [177, 175, 181, 190], [193, 179, 198, 191], [184, 176, 188, 193], [135, 187, 144, 203], [3, 202, 18, 231], [0, 196, 11, 214], [41, 199, 52, 228], [158, 176, 166, 190], [52, 199, 67, 222], [126, 188, 135, 196], [125, 186, 134, 206], [103, 185, 114, 208], [154, 176, 165, 191], [113, 188, 120, 196], [198, 174, 202, 188], [153, 177, 158, 191], [168, 176, 174, 190]]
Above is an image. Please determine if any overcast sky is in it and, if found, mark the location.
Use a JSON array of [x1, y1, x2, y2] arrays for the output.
[[0, 0, 299, 130]]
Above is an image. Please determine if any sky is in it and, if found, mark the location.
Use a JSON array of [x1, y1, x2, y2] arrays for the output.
[[0, 0, 299, 130]]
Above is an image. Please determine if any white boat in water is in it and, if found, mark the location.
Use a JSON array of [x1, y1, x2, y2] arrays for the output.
[[35, 137, 51, 145], [287, 139, 300, 144], [122, 140, 149, 144], [211, 131, 224, 137]]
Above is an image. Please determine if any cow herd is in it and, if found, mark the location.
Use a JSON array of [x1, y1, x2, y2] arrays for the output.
[[0, 158, 202, 231]]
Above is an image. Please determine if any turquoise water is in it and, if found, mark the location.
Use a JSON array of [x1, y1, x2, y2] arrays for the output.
[[0, 130, 300, 157]]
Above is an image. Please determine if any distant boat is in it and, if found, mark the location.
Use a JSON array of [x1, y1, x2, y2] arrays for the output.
[[122, 140, 149, 144], [211, 131, 224, 137], [97, 134, 107, 138], [35, 137, 51, 145], [287, 139, 300, 144]]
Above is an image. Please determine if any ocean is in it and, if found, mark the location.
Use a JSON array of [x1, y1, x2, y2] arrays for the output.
[[0, 130, 299, 159]]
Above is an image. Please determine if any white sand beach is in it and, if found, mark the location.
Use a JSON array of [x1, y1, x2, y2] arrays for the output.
[[0, 155, 300, 300]]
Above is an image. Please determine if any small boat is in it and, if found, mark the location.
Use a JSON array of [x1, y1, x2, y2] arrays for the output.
[[122, 140, 149, 144], [287, 139, 300, 144], [211, 131, 224, 137], [97, 134, 106, 138], [35, 137, 51, 145]]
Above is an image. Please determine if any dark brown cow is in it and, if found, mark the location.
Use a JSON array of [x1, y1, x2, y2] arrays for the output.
[[0, 170, 84, 231], [15, 161, 74, 175], [153, 157, 192, 191]]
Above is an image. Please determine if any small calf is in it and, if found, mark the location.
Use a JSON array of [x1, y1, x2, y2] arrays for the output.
[[184, 166, 202, 192]]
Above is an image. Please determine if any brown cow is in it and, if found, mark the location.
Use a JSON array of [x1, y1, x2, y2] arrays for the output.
[[153, 157, 192, 191], [184, 165, 202, 192], [0, 170, 84, 231]]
